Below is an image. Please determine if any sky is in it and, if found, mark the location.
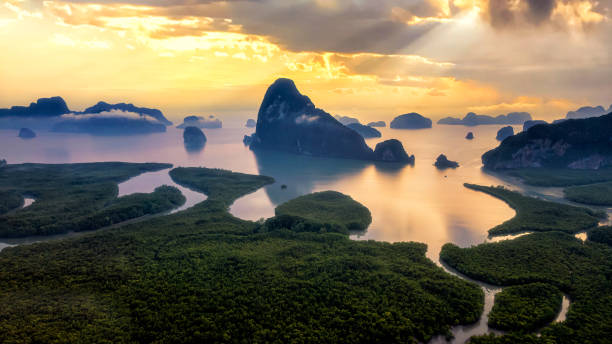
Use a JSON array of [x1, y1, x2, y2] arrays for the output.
[[0, 0, 610, 123]]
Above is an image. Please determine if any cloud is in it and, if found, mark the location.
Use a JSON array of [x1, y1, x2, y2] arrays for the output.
[[61, 110, 163, 123], [483, 0, 608, 28], [43, 1, 240, 38], [295, 114, 320, 124]]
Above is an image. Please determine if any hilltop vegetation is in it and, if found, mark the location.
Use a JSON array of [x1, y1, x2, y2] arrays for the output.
[[495, 167, 612, 206], [71, 185, 185, 232], [564, 182, 612, 206], [441, 231, 612, 343], [275, 191, 372, 231], [588, 226, 612, 246], [488, 283, 563, 332], [0, 190, 23, 214], [0, 162, 173, 237], [504, 168, 612, 187], [464, 184, 603, 236], [0, 166, 484, 343]]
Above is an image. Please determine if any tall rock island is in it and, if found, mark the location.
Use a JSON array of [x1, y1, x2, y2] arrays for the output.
[[244, 78, 412, 163]]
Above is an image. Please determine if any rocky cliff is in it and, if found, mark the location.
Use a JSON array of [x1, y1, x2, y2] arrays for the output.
[[183, 126, 207, 151], [434, 154, 459, 169], [483, 113, 612, 170], [496, 126, 514, 141], [245, 78, 412, 163], [373, 139, 414, 164]]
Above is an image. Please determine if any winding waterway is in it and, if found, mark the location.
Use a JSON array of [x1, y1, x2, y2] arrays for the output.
[[0, 168, 207, 253], [0, 124, 587, 342]]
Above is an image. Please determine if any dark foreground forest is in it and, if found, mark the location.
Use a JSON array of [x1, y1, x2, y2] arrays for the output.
[[0, 164, 483, 343]]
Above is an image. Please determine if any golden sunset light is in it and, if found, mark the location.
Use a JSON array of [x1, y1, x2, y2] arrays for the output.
[[1, 1, 612, 343], [1, 0, 609, 122]]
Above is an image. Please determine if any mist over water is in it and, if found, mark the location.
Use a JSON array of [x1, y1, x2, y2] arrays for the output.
[[1, 125, 518, 261]]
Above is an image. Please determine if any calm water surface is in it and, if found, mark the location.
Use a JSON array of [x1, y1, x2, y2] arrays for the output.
[[0, 125, 519, 261], [2, 124, 553, 343]]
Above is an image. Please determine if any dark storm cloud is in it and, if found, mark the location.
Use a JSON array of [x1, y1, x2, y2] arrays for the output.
[[41, 0, 447, 54], [525, 0, 556, 24], [230, 2, 438, 53], [486, 0, 610, 28], [38, 0, 611, 53]]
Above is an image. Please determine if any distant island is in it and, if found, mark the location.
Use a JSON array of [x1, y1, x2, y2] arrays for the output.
[[483, 112, 612, 169], [496, 126, 514, 141], [390, 113, 432, 129], [0, 97, 173, 135], [334, 115, 360, 125], [183, 126, 207, 152], [367, 121, 385, 127], [373, 139, 415, 164], [177, 115, 222, 129], [0, 96, 69, 118], [523, 120, 547, 131], [564, 104, 611, 120], [435, 154, 459, 169], [466, 132, 474, 140], [77, 101, 173, 126], [18, 128, 36, 139], [346, 123, 381, 138], [438, 112, 532, 126], [243, 78, 413, 163], [245, 118, 256, 128]]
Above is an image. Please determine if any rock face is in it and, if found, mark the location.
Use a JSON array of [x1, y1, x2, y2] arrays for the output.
[[0, 97, 70, 117], [496, 126, 514, 141], [347, 123, 381, 138], [373, 139, 414, 164], [244, 79, 413, 163], [177, 115, 222, 129], [245, 78, 376, 160], [390, 113, 432, 129], [367, 121, 386, 127], [466, 132, 474, 140], [245, 119, 256, 128], [434, 154, 459, 169], [523, 120, 547, 132], [438, 112, 532, 126], [18, 128, 36, 139], [80, 101, 172, 125], [183, 126, 207, 151], [565, 105, 610, 120], [334, 115, 360, 125], [483, 112, 612, 170]]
